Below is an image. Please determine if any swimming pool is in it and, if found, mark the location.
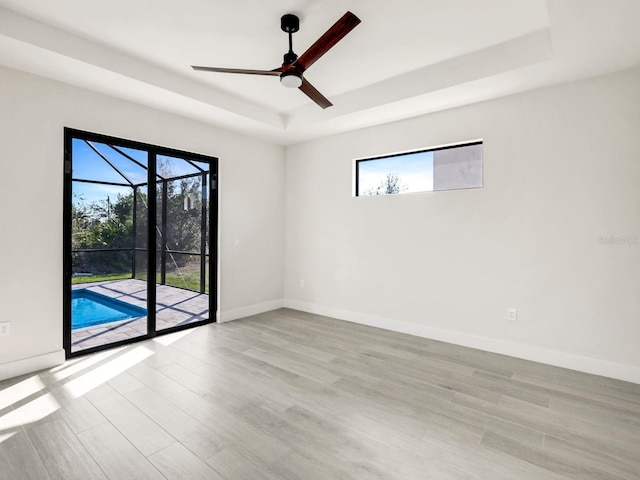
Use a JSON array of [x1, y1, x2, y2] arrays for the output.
[[72, 289, 147, 329]]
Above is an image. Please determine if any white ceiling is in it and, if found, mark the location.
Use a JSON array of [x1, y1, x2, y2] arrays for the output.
[[1, 0, 639, 144]]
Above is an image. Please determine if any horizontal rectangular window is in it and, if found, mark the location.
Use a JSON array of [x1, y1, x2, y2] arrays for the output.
[[355, 140, 483, 196]]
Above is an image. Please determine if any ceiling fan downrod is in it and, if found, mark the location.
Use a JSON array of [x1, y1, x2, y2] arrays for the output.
[[280, 14, 302, 87]]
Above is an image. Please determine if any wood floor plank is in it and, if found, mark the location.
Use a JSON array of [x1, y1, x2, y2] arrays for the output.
[[148, 442, 224, 480], [496, 396, 640, 464], [166, 388, 291, 465], [56, 396, 108, 435], [269, 450, 353, 480], [159, 360, 294, 413], [107, 371, 145, 395], [206, 446, 282, 480], [26, 419, 107, 480], [482, 430, 627, 480], [85, 383, 175, 457], [77, 423, 164, 480], [0, 429, 51, 480], [330, 349, 505, 405], [235, 325, 338, 362], [554, 371, 640, 404], [125, 386, 228, 460], [240, 346, 342, 384], [125, 362, 186, 398], [3, 308, 640, 479], [475, 369, 640, 418], [549, 396, 640, 430], [192, 359, 302, 413]]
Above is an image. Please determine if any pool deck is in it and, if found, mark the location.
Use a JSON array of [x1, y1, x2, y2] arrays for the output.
[[71, 279, 210, 352]]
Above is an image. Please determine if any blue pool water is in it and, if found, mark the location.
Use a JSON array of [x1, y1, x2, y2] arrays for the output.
[[72, 289, 147, 329]]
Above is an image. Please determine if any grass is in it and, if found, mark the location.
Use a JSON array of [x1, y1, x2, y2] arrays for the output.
[[135, 273, 206, 293], [72, 263, 208, 293], [166, 272, 207, 293], [72, 273, 131, 285]]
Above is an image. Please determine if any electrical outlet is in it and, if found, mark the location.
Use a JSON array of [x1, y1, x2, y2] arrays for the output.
[[508, 309, 518, 322], [299, 280, 305, 288], [0, 322, 10, 337]]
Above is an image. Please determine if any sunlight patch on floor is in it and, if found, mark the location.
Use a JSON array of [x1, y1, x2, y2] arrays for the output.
[[63, 345, 154, 398], [0, 429, 18, 444], [152, 328, 194, 346], [52, 346, 125, 381], [0, 375, 46, 411], [0, 392, 60, 432]]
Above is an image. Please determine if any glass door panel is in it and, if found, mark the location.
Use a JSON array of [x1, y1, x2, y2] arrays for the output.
[[155, 155, 210, 332], [69, 139, 148, 354]]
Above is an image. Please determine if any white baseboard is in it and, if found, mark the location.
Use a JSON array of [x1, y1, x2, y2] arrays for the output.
[[0, 349, 66, 382], [220, 299, 284, 323], [283, 299, 640, 385]]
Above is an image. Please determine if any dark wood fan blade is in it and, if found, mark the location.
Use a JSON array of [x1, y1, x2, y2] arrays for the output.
[[192, 66, 281, 76], [299, 79, 333, 109], [296, 11, 361, 71]]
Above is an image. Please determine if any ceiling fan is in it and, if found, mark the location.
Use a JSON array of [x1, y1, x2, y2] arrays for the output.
[[192, 11, 361, 109]]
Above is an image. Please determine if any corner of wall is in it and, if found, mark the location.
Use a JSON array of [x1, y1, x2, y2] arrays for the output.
[[219, 300, 285, 323]]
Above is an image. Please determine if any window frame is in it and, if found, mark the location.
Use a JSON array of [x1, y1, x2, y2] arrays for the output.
[[354, 139, 483, 197]]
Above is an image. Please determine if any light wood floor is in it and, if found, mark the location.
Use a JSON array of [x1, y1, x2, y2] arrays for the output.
[[1, 308, 639, 479]]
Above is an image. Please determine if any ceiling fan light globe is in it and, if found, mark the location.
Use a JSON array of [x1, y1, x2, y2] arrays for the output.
[[280, 72, 303, 88]]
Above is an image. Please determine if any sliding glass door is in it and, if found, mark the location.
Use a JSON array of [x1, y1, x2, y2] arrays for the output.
[[154, 154, 211, 332], [63, 129, 217, 356]]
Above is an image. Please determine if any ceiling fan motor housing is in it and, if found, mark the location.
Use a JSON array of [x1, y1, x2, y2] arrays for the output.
[[283, 51, 298, 65]]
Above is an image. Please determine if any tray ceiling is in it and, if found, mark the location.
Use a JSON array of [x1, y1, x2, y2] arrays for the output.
[[1, 0, 639, 144]]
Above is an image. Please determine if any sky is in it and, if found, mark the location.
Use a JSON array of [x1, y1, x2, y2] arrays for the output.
[[71, 139, 209, 205], [358, 150, 434, 195]]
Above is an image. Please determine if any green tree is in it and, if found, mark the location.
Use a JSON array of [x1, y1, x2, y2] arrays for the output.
[[72, 156, 209, 285], [364, 172, 408, 195], [72, 193, 135, 274]]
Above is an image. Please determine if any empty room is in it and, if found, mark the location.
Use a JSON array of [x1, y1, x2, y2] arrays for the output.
[[1, 0, 639, 479]]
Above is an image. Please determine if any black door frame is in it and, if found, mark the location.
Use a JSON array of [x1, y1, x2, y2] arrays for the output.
[[63, 128, 218, 358]]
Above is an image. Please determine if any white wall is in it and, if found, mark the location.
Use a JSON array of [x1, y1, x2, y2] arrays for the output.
[[2, 62, 639, 384], [0, 65, 285, 379], [284, 66, 640, 383]]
